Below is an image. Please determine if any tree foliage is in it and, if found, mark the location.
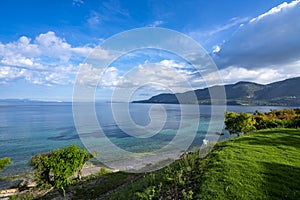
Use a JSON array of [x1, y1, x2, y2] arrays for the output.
[[225, 112, 256, 135], [0, 157, 11, 173], [225, 108, 300, 134], [30, 144, 94, 188]]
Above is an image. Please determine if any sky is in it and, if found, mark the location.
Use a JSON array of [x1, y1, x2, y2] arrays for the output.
[[0, 0, 300, 101]]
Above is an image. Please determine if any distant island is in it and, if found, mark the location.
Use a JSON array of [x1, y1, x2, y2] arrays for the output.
[[133, 77, 300, 106], [0, 99, 67, 103]]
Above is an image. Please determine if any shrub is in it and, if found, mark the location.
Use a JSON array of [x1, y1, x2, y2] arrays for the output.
[[265, 118, 284, 128], [0, 157, 11, 173], [30, 144, 93, 188], [289, 117, 300, 128], [253, 115, 269, 130], [225, 112, 256, 135]]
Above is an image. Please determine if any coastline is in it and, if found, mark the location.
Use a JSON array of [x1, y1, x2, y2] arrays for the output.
[[0, 163, 114, 190], [0, 164, 115, 198]]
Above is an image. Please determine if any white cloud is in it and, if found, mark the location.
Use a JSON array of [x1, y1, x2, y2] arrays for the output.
[[1, 31, 92, 63], [35, 32, 72, 62], [35, 31, 93, 62], [212, 59, 300, 85], [1, 36, 40, 58], [0, 66, 28, 84], [2, 57, 33, 67], [0, 32, 94, 85], [101, 67, 120, 87], [250, 0, 300, 23], [215, 0, 300, 70], [76, 59, 202, 98], [0, 63, 77, 86], [76, 63, 120, 88], [220, 66, 283, 84], [212, 45, 220, 53], [114, 60, 200, 94]]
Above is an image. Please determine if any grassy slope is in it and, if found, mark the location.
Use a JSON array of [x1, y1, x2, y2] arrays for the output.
[[33, 128, 300, 199], [197, 128, 300, 200], [107, 128, 300, 199]]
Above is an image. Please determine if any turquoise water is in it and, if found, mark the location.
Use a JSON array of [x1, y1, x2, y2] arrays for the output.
[[0, 102, 291, 188], [0, 102, 82, 175]]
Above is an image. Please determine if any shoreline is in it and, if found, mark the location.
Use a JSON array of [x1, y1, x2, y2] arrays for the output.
[[0, 163, 115, 190]]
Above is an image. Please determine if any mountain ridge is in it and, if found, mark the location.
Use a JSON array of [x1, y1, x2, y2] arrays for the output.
[[133, 77, 300, 106]]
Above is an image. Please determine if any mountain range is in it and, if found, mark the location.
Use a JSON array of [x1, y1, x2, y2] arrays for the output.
[[133, 77, 300, 106]]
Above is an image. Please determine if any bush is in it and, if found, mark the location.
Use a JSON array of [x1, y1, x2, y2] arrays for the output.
[[225, 112, 256, 135], [289, 117, 300, 128], [0, 157, 11, 173], [253, 115, 269, 130], [265, 118, 284, 129], [30, 144, 93, 188]]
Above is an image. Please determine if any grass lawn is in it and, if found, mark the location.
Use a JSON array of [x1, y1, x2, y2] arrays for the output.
[[196, 128, 300, 200]]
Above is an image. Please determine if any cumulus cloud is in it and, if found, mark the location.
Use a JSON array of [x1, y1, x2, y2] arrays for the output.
[[76, 63, 120, 88], [215, 0, 300, 70], [219, 66, 294, 84], [114, 59, 201, 93], [35, 31, 93, 62], [0, 66, 28, 84], [2, 31, 199, 93], [0, 32, 95, 85], [0, 63, 76, 86], [200, 59, 300, 86], [75, 58, 204, 97], [1, 36, 40, 58]]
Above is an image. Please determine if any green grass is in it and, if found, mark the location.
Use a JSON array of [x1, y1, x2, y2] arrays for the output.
[[196, 128, 300, 200]]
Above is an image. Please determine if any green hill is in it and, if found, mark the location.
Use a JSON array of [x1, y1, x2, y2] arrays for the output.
[[133, 77, 300, 106]]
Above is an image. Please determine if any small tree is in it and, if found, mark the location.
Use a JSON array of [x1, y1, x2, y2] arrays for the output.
[[291, 117, 300, 128], [30, 144, 94, 188], [239, 112, 256, 133], [0, 157, 11, 173], [225, 112, 256, 135], [253, 114, 269, 130], [224, 112, 240, 134]]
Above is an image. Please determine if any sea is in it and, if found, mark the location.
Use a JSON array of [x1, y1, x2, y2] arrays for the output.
[[0, 101, 293, 188]]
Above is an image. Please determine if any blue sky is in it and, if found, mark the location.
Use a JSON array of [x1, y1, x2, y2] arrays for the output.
[[0, 0, 300, 101]]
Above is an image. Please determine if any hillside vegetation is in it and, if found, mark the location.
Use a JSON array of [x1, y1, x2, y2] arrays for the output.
[[134, 77, 300, 106]]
